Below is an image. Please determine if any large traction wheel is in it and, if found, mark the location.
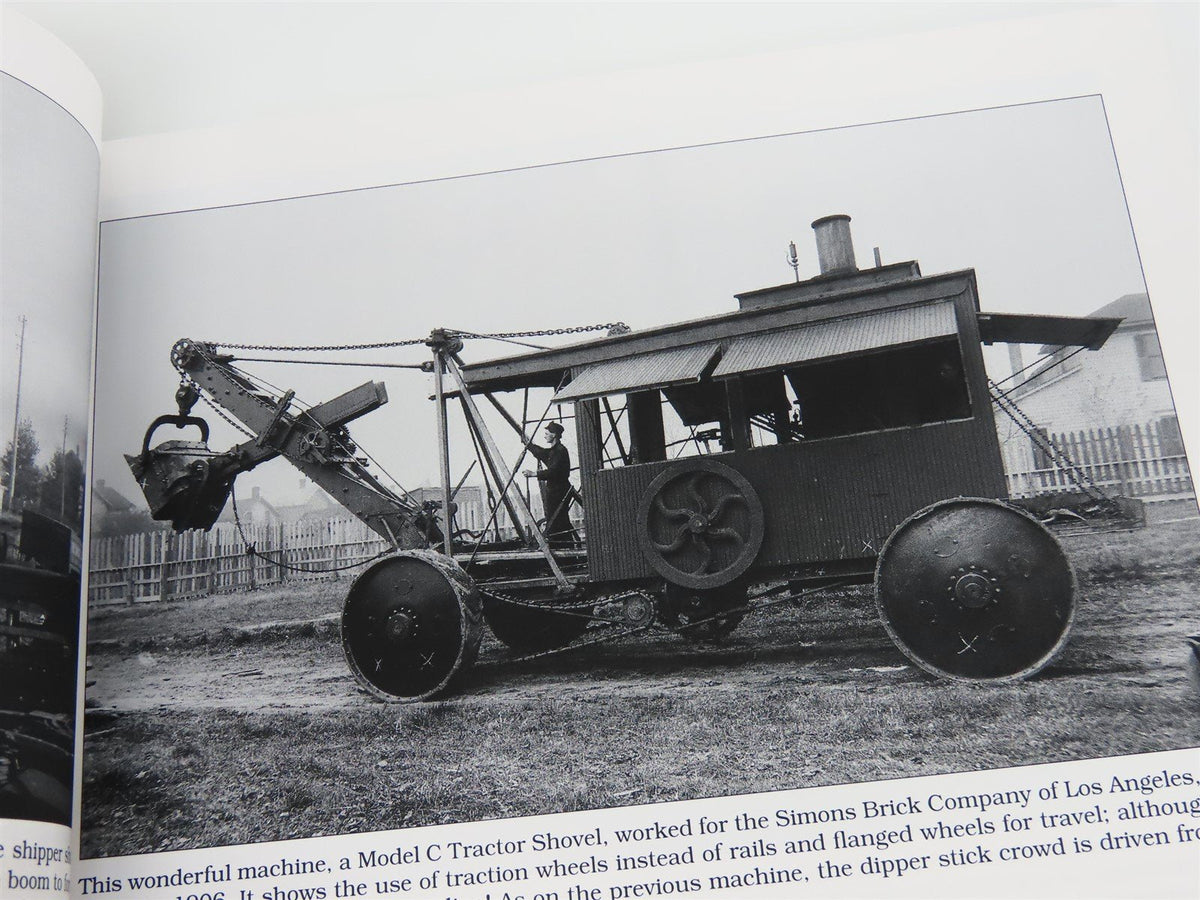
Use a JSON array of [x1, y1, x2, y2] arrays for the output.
[[341, 551, 482, 702], [875, 498, 1075, 682]]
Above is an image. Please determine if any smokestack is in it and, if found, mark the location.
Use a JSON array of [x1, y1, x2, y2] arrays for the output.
[[811, 214, 858, 275]]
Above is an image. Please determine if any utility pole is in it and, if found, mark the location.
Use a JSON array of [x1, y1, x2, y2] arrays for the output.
[[6, 315, 27, 512], [61, 415, 70, 518]]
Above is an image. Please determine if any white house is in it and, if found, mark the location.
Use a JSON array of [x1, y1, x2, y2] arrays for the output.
[[996, 293, 1190, 501]]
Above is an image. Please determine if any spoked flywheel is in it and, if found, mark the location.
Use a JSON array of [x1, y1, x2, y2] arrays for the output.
[[638, 459, 764, 590], [875, 498, 1075, 682], [341, 551, 483, 701]]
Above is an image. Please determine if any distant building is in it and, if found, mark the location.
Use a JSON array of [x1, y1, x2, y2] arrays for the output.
[[273, 486, 341, 524], [91, 479, 135, 520], [229, 486, 282, 526], [997, 293, 1191, 500], [216, 480, 344, 528]]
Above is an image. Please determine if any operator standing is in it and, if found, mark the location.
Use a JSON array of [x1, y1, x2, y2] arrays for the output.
[[522, 421, 578, 547]]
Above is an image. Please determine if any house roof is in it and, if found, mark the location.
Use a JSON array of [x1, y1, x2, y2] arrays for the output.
[[1090, 293, 1153, 326], [272, 488, 341, 523], [1036, 293, 1150, 354], [92, 480, 135, 512]]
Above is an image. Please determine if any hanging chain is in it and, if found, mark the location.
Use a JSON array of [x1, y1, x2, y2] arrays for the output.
[[230, 491, 392, 575], [197, 392, 255, 438], [204, 337, 429, 353], [453, 323, 630, 341], [482, 580, 849, 663], [203, 322, 629, 354], [988, 377, 1110, 501]]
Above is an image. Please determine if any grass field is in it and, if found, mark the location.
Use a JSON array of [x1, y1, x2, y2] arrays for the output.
[[81, 519, 1200, 857]]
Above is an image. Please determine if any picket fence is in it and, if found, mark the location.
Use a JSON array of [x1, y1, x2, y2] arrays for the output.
[[91, 421, 1192, 606], [1005, 421, 1192, 500], [87, 517, 392, 607]]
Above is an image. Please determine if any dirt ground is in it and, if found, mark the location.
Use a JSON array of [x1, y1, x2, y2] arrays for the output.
[[85, 520, 1200, 712], [83, 575, 1199, 713], [80, 518, 1200, 857]]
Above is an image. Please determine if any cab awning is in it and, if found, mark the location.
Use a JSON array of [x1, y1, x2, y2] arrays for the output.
[[712, 300, 957, 378], [976, 312, 1121, 349], [553, 343, 721, 402]]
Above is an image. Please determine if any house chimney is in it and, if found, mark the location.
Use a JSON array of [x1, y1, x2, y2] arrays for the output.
[[1008, 344, 1025, 381], [811, 214, 858, 275]]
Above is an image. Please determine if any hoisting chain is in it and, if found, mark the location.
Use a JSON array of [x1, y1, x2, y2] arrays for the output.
[[196, 390, 256, 439], [202, 322, 629, 354], [202, 337, 430, 353], [988, 376, 1111, 501], [174, 345, 297, 439], [452, 323, 630, 341]]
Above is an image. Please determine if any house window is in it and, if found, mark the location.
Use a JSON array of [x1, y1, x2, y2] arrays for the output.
[[1135, 332, 1168, 381], [1030, 426, 1053, 471]]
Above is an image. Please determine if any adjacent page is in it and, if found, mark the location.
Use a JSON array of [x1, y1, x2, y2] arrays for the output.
[[78, 88, 1198, 900], [0, 10, 101, 899]]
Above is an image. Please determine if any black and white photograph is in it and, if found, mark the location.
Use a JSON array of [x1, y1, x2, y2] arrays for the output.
[[79, 95, 1199, 858], [1, 70, 97, 826]]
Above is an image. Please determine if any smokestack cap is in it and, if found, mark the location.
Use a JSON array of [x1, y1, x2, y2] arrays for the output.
[[811, 213, 858, 275], [811, 213, 852, 228]]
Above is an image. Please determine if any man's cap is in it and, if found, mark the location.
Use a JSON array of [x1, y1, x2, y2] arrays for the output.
[[545, 422, 564, 436]]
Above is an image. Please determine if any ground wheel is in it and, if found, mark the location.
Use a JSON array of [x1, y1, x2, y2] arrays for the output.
[[341, 551, 482, 701], [482, 591, 592, 654], [660, 583, 747, 642], [875, 498, 1075, 681]]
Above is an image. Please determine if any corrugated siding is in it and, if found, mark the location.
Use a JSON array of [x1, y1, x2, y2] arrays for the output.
[[554, 343, 720, 402], [712, 301, 957, 378], [588, 418, 1006, 582]]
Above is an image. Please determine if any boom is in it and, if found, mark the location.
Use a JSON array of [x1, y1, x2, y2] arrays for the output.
[[127, 339, 437, 548]]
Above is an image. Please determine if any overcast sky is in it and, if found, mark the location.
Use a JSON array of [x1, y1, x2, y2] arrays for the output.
[[93, 96, 1147, 509], [1, 73, 98, 472]]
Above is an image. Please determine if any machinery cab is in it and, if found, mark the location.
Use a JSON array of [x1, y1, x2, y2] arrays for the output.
[[462, 215, 1119, 593]]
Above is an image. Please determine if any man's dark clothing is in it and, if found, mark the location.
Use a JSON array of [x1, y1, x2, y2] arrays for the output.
[[527, 441, 578, 547]]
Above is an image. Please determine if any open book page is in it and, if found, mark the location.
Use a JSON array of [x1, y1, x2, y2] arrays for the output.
[[0, 10, 101, 899], [4, 5, 1199, 900], [76, 4, 1200, 894]]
